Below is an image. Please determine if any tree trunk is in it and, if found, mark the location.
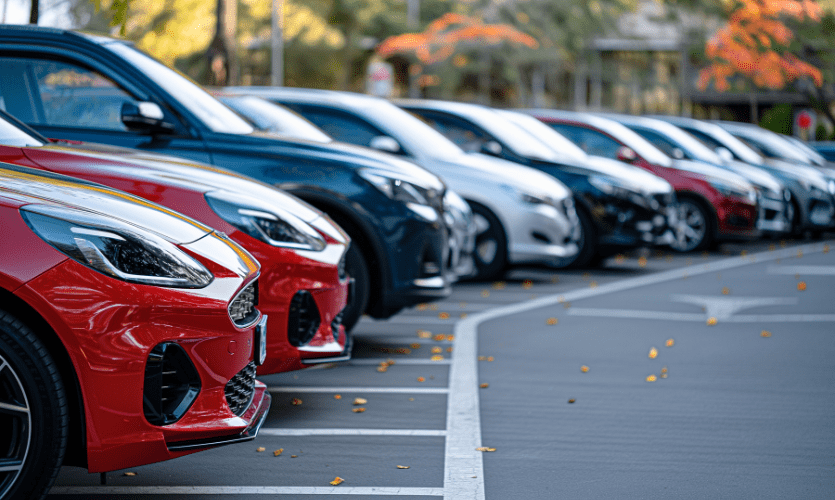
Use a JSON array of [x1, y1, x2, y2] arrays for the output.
[[207, 0, 238, 86], [29, 0, 38, 24]]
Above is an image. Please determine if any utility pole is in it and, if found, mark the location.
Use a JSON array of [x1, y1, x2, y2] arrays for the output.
[[272, 0, 284, 86]]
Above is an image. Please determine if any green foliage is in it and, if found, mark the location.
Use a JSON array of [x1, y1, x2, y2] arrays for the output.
[[759, 104, 792, 135], [815, 123, 828, 141]]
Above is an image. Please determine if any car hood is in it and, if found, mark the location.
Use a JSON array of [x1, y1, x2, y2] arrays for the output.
[[0, 162, 212, 244], [26, 141, 324, 223], [724, 160, 783, 193], [671, 159, 753, 190], [433, 152, 571, 201], [764, 158, 830, 191], [584, 155, 672, 195]]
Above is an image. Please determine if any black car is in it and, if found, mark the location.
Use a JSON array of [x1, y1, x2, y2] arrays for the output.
[[0, 25, 451, 330]]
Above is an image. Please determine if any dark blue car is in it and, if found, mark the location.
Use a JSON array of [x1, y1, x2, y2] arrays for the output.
[[0, 25, 451, 331]]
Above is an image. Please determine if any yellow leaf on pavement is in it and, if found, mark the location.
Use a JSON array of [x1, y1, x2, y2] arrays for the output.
[[330, 477, 344, 486], [353, 398, 367, 405], [648, 347, 658, 359]]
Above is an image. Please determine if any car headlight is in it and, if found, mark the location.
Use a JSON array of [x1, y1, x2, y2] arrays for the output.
[[205, 191, 326, 251], [359, 168, 441, 221], [708, 178, 757, 203], [21, 204, 213, 288], [588, 175, 651, 206]]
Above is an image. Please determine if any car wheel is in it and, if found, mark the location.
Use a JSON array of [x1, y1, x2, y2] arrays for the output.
[[470, 203, 508, 280], [0, 310, 68, 500], [553, 205, 597, 269], [341, 243, 370, 333], [671, 198, 711, 252]]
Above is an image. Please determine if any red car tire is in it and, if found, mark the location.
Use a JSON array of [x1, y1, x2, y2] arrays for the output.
[[0, 310, 69, 500]]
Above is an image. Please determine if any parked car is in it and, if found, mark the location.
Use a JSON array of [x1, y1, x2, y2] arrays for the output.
[[526, 110, 760, 252], [711, 121, 835, 235], [392, 99, 677, 263], [0, 110, 350, 374], [0, 163, 270, 499], [214, 92, 476, 281], [230, 87, 582, 277], [780, 134, 835, 184], [651, 115, 831, 237], [0, 25, 451, 331], [607, 114, 791, 235]]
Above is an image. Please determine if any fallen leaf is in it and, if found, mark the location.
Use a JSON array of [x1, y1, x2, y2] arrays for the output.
[[291, 455, 298, 458], [274, 449, 284, 456], [722, 287, 730, 295], [124, 472, 136, 477], [665, 339, 674, 347], [487, 356, 494, 362], [353, 398, 367, 405], [824, 244, 830, 253], [386, 359, 395, 366], [660, 373, 668, 379], [557, 296, 565, 303], [417, 330, 432, 339], [707, 317, 718, 326], [522, 280, 533, 289], [330, 477, 344, 486], [546, 317, 558, 325], [563, 302, 571, 309], [438, 312, 450, 320], [410, 343, 421, 349], [481, 290, 490, 297], [460, 313, 468, 318], [417, 377, 425, 382], [417, 304, 428, 311], [768, 244, 776, 251], [761, 330, 772, 338], [638, 256, 648, 267], [648, 347, 658, 359], [615, 254, 625, 263], [492, 281, 506, 290], [431, 346, 442, 354], [291, 398, 303, 406], [257, 447, 266, 452], [397, 465, 410, 469], [334, 394, 342, 400], [395, 348, 412, 354], [377, 365, 388, 373], [478, 356, 486, 361], [646, 374, 658, 382], [352, 408, 366, 413], [568, 398, 576, 403], [434, 334, 446, 341], [408, 397, 415, 401], [660, 366, 668, 374], [589, 281, 598, 288], [476, 447, 496, 452], [431, 355, 444, 361], [797, 281, 807, 291], [582, 272, 590, 279], [480, 383, 489, 388], [580, 365, 589, 373], [446, 335, 455, 341], [446, 347, 453, 353]]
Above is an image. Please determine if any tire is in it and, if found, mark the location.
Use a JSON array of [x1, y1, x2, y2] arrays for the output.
[[553, 205, 597, 269], [470, 203, 508, 280], [0, 310, 68, 500], [341, 243, 370, 333], [671, 198, 712, 253]]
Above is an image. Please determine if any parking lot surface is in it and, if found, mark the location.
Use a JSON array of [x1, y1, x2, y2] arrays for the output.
[[48, 238, 835, 499]]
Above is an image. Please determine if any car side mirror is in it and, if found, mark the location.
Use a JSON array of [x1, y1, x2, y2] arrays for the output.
[[121, 101, 175, 134], [369, 135, 402, 154], [616, 145, 638, 163], [716, 147, 734, 163], [480, 140, 503, 157]]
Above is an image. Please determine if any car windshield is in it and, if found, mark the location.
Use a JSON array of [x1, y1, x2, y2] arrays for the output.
[[0, 114, 44, 147], [220, 95, 332, 143], [636, 123, 723, 164], [359, 100, 465, 160], [455, 106, 562, 162], [106, 43, 254, 135], [582, 116, 671, 166], [499, 111, 587, 163], [690, 124, 765, 165], [730, 128, 812, 164]]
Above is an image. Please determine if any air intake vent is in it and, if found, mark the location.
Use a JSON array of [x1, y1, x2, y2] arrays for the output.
[[144, 343, 201, 426], [287, 290, 320, 347], [337, 250, 347, 281], [229, 280, 259, 327], [331, 309, 344, 340], [225, 361, 257, 416]]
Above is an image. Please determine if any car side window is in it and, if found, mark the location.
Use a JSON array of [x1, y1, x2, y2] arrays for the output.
[[631, 129, 684, 158], [685, 129, 724, 151], [411, 112, 488, 153], [292, 106, 382, 147], [0, 57, 138, 131], [547, 123, 621, 158]]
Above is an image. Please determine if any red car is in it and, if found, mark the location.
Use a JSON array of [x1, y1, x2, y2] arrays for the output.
[[0, 112, 350, 374], [526, 110, 760, 252], [0, 164, 270, 499]]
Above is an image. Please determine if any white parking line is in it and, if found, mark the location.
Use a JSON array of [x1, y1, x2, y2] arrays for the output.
[[349, 358, 452, 365], [444, 241, 832, 499], [49, 486, 444, 496], [768, 265, 835, 275], [567, 309, 835, 323], [259, 429, 446, 437], [364, 316, 459, 325], [268, 387, 449, 394]]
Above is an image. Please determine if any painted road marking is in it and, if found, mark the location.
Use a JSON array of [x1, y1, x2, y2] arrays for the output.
[[259, 429, 446, 437], [349, 358, 452, 366], [268, 387, 449, 394], [446, 240, 832, 500], [767, 265, 835, 275], [567, 308, 835, 322], [671, 295, 798, 319], [49, 486, 444, 496]]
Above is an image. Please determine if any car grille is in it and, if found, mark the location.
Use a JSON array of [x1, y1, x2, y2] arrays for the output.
[[228, 280, 259, 327], [288, 290, 321, 347], [225, 361, 256, 416]]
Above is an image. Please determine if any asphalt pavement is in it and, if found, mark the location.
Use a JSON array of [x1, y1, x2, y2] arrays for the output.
[[48, 237, 835, 499]]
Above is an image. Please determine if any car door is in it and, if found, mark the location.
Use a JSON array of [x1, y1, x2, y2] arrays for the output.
[[0, 54, 212, 164]]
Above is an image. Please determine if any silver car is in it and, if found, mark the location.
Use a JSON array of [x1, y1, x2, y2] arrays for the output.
[[225, 87, 580, 279]]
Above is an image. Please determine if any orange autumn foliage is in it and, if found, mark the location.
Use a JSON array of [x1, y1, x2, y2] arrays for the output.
[[377, 13, 538, 65], [699, 0, 823, 92]]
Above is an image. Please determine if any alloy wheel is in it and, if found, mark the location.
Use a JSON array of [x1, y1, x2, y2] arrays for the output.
[[672, 200, 707, 252], [0, 352, 31, 498]]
